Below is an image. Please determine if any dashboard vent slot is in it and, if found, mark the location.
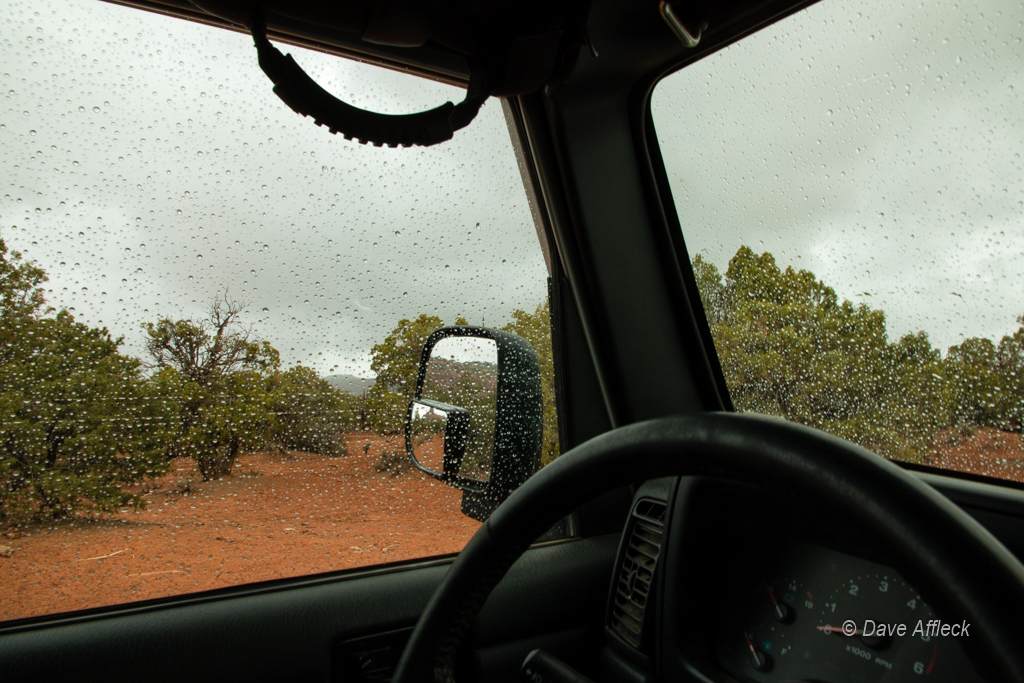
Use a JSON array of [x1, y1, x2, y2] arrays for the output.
[[331, 627, 413, 683], [610, 498, 667, 648]]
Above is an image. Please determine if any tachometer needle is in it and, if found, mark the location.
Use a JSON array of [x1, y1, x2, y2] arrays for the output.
[[817, 624, 857, 635]]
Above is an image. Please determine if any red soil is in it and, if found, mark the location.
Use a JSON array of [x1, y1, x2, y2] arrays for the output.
[[927, 427, 1024, 483], [0, 433, 480, 622], [3, 428, 1022, 624]]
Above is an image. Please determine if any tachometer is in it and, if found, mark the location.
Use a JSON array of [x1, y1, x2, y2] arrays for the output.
[[816, 572, 938, 677]]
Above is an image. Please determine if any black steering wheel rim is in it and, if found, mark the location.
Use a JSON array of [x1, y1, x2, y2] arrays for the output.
[[391, 413, 1024, 683]]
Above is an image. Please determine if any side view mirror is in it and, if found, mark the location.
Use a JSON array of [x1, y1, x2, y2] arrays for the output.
[[405, 326, 542, 521]]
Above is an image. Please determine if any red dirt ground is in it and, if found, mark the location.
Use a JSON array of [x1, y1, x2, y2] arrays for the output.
[[3, 428, 1023, 624], [0, 433, 480, 622], [926, 427, 1024, 483]]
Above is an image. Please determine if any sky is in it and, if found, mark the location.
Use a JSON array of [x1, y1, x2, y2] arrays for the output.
[[430, 337, 497, 364], [0, 0, 548, 378], [653, 0, 1024, 351], [2, 0, 1021, 381]]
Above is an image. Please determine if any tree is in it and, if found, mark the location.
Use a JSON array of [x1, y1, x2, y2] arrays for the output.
[[691, 254, 730, 324], [946, 316, 1024, 434], [694, 246, 950, 462], [142, 298, 279, 480], [946, 337, 1004, 429], [1, 240, 172, 524], [692, 249, 1024, 462], [0, 239, 47, 325], [270, 366, 353, 456], [996, 317, 1024, 432], [501, 301, 561, 465], [142, 297, 280, 385], [367, 313, 453, 435]]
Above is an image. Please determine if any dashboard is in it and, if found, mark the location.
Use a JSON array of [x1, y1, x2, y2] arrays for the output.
[[603, 477, 989, 683]]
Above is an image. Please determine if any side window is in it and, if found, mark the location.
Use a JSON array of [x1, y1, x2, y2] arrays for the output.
[[0, 0, 558, 621], [652, 1, 1023, 483]]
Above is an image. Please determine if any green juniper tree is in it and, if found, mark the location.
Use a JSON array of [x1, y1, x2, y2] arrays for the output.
[[500, 301, 560, 466], [367, 313, 459, 435], [270, 365, 354, 457], [692, 247, 952, 462], [0, 240, 173, 524], [946, 316, 1024, 434]]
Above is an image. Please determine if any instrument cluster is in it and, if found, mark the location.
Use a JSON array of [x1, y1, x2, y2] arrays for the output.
[[713, 542, 981, 683]]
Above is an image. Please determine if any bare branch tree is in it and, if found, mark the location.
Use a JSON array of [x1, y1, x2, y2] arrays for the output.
[[142, 295, 270, 387]]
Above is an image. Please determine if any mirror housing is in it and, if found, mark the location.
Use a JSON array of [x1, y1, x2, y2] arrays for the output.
[[405, 326, 542, 521]]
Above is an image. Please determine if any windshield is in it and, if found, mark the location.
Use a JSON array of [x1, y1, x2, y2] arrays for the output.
[[0, 0, 558, 622], [652, 0, 1023, 483]]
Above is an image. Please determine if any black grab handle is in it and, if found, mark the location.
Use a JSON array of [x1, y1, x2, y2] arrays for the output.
[[251, 8, 489, 148]]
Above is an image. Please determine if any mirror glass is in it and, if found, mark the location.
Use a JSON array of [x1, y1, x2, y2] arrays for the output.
[[408, 401, 448, 474], [422, 337, 498, 483]]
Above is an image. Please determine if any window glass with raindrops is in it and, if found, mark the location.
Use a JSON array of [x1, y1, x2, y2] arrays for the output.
[[0, 0, 559, 621], [653, 0, 1024, 483]]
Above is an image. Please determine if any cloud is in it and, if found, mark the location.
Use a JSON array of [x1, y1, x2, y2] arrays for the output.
[[652, 0, 1024, 350], [1, 0, 548, 377]]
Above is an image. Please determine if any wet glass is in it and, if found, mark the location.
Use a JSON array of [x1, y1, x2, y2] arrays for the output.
[[652, 0, 1024, 483], [0, 0, 558, 621]]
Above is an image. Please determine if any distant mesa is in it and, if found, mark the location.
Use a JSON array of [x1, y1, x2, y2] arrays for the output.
[[424, 357, 497, 393], [325, 374, 375, 395]]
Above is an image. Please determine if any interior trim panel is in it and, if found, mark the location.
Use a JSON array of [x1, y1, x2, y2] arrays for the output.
[[1, 535, 619, 682]]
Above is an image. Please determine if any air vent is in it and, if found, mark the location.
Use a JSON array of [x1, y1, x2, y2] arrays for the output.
[[331, 627, 413, 683], [609, 498, 667, 648]]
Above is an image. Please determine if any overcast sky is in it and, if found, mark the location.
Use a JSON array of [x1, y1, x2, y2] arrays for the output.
[[3, 0, 1021, 380], [653, 0, 1023, 351], [1, 0, 547, 378]]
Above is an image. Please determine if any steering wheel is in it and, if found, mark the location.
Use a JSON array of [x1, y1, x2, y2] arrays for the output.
[[390, 413, 1024, 683]]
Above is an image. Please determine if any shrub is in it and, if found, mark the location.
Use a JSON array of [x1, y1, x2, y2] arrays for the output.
[[1, 240, 173, 523], [373, 449, 413, 476], [271, 366, 353, 457]]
